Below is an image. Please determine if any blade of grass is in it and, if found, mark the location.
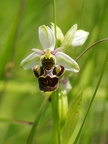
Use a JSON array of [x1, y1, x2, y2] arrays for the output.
[[26, 94, 50, 144], [0, 0, 26, 79], [0, 0, 26, 109], [74, 51, 108, 144], [0, 118, 33, 125]]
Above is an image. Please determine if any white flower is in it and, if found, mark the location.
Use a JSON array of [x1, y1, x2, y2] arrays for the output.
[[20, 25, 80, 73], [20, 24, 88, 92]]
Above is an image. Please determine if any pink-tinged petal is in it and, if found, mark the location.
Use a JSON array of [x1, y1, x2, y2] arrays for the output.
[[51, 46, 64, 55], [72, 30, 89, 47], [32, 48, 44, 54], [20, 52, 41, 70], [39, 25, 55, 51], [55, 52, 80, 73]]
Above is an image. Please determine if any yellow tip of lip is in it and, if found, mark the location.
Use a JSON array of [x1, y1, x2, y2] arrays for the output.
[[44, 91, 52, 96]]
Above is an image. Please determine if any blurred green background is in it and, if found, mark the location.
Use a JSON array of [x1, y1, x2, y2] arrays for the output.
[[0, 0, 108, 143]]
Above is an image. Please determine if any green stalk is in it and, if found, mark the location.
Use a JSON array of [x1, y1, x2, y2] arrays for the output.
[[51, 91, 60, 144], [51, 1, 60, 144], [74, 51, 108, 144], [51, 89, 68, 144], [53, 0, 57, 47], [75, 38, 108, 61]]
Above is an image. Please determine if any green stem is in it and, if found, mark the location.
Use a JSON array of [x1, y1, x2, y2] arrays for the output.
[[52, 1, 60, 144], [53, 0, 57, 47], [75, 38, 108, 61], [74, 51, 108, 144], [51, 91, 60, 144]]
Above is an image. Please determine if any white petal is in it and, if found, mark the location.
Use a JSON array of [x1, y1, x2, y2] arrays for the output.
[[39, 25, 55, 51], [20, 52, 41, 70], [72, 30, 89, 47], [55, 52, 80, 72]]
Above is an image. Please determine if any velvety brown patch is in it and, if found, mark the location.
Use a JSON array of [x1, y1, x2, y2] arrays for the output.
[[38, 76, 58, 92]]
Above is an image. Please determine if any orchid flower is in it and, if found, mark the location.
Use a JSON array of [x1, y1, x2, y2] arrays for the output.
[[20, 24, 89, 92]]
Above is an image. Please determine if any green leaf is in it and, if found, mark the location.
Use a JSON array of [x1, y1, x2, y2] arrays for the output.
[[26, 94, 50, 144], [61, 89, 83, 144]]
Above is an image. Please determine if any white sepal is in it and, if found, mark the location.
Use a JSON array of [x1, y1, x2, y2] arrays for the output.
[[39, 25, 55, 51], [61, 24, 77, 48]]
